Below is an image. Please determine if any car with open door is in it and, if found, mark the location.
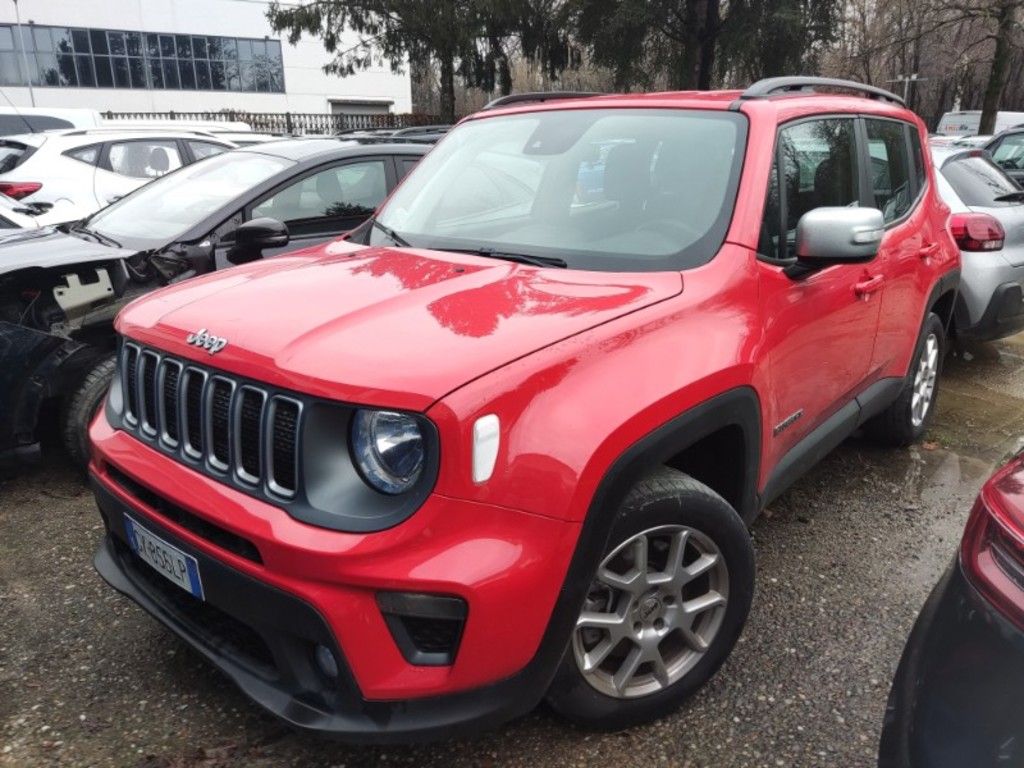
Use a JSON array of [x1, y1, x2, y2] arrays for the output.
[[0, 137, 432, 467]]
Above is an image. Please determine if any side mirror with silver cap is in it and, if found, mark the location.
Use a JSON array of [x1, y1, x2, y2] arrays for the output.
[[785, 207, 885, 279]]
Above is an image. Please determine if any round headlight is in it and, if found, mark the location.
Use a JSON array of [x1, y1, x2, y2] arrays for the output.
[[351, 409, 425, 495]]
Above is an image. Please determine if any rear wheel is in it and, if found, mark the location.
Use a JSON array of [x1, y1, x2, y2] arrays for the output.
[[545, 467, 754, 730], [868, 313, 944, 446], [61, 355, 116, 469]]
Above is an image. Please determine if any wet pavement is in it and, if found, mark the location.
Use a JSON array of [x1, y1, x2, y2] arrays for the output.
[[3, 336, 1024, 767]]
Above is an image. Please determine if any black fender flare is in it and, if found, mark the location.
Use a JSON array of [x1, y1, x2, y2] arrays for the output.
[[496, 386, 763, 709]]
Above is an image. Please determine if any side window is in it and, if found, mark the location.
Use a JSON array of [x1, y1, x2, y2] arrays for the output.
[[188, 140, 230, 160], [761, 118, 859, 259], [250, 159, 388, 236], [992, 134, 1024, 170], [65, 144, 101, 166], [107, 140, 183, 179], [398, 157, 420, 181], [865, 119, 912, 223]]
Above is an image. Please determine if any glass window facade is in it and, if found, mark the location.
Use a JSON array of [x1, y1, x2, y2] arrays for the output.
[[0, 24, 284, 92]]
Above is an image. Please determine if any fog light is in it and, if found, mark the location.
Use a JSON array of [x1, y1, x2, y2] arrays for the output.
[[313, 644, 339, 679]]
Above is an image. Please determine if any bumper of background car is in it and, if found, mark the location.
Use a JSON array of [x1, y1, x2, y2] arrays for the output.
[[89, 418, 582, 742], [955, 254, 1024, 341], [878, 560, 1024, 767]]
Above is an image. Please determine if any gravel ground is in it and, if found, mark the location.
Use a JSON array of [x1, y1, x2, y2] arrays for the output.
[[3, 337, 1023, 768]]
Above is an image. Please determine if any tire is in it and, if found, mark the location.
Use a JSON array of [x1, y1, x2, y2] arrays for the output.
[[545, 466, 755, 730], [61, 355, 116, 469], [867, 313, 944, 447]]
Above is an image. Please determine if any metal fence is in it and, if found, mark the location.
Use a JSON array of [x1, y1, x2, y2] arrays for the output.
[[101, 110, 443, 135]]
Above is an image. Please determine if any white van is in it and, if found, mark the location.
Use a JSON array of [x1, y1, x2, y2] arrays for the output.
[[936, 110, 1024, 136]]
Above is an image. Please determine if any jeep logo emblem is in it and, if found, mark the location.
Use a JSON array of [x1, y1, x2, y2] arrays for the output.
[[186, 328, 228, 355]]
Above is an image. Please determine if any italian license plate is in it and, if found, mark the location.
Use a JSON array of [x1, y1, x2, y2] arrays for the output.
[[124, 515, 204, 600]]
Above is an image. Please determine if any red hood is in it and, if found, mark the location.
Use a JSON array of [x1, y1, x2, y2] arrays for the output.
[[116, 243, 682, 410]]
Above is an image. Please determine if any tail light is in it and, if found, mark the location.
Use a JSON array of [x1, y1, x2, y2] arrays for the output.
[[949, 212, 1005, 251], [0, 181, 42, 200], [961, 459, 1024, 630]]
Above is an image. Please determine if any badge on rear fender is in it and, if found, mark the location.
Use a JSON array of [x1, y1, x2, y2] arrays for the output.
[[186, 328, 228, 354]]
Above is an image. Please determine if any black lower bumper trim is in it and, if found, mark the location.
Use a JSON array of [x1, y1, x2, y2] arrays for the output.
[[91, 470, 550, 743], [957, 282, 1024, 342]]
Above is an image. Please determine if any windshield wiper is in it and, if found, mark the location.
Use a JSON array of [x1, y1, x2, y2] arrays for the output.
[[371, 219, 411, 247], [994, 190, 1024, 203], [453, 247, 567, 269], [70, 223, 122, 249]]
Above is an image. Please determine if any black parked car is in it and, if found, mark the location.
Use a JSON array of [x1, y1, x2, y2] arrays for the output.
[[985, 128, 1024, 186], [0, 138, 431, 466], [879, 452, 1024, 767]]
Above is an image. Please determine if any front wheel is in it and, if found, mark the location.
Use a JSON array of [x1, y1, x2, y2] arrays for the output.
[[867, 312, 944, 446], [61, 355, 116, 469], [545, 467, 754, 730]]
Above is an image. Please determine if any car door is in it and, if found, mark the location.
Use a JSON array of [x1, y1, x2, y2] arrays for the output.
[[863, 118, 943, 376], [245, 155, 396, 256], [757, 116, 883, 462], [988, 132, 1024, 186], [93, 138, 185, 207]]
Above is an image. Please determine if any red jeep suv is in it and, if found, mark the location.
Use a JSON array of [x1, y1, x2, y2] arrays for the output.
[[89, 78, 960, 741]]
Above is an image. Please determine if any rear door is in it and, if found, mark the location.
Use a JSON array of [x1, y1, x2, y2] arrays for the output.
[[757, 116, 882, 460], [863, 118, 942, 376]]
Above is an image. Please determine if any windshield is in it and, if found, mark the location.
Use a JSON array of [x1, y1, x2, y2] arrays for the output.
[[86, 150, 292, 249], [372, 108, 747, 271]]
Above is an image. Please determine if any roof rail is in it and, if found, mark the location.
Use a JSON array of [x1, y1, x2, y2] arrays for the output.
[[482, 91, 605, 110], [741, 77, 905, 106]]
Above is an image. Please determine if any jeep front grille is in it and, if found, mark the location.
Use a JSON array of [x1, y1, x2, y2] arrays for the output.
[[120, 342, 301, 498]]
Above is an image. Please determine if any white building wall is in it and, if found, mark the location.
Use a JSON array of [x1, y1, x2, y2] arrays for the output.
[[0, 0, 411, 113]]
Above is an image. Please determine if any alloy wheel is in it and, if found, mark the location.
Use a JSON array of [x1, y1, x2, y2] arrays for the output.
[[911, 333, 939, 427], [572, 524, 729, 699]]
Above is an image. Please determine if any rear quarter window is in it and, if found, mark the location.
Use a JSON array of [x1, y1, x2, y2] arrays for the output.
[[0, 141, 34, 174]]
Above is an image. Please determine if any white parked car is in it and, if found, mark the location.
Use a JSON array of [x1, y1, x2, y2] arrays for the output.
[[0, 129, 236, 225]]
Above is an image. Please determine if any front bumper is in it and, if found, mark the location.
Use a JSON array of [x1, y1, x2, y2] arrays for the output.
[[879, 560, 1024, 767], [90, 418, 582, 742]]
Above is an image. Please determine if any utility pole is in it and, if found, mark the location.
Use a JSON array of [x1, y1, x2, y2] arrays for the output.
[[12, 0, 35, 106], [887, 74, 926, 104]]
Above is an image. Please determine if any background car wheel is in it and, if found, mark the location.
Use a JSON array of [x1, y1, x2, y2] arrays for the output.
[[61, 355, 116, 469], [867, 312, 944, 447], [545, 466, 754, 730]]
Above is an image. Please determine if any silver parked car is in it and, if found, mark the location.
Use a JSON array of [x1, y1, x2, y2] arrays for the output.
[[931, 146, 1024, 341]]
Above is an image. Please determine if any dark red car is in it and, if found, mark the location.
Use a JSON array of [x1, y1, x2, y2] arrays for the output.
[[89, 78, 960, 741], [880, 453, 1024, 767]]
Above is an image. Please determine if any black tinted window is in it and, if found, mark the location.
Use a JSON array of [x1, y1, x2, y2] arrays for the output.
[[941, 155, 1020, 206], [0, 140, 31, 172]]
